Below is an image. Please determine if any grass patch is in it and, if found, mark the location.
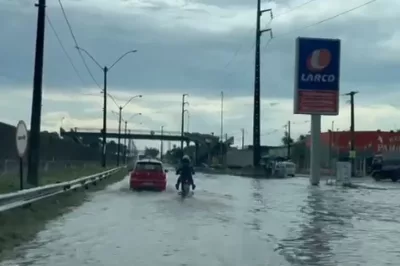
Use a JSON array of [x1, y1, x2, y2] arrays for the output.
[[0, 169, 127, 260], [0, 165, 115, 194]]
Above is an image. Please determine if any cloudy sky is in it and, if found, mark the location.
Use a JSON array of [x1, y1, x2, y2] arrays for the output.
[[1, 0, 399, 150]]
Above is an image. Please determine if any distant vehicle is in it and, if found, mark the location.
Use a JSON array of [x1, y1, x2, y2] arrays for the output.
[[276, 161, 296, 177], [130, 159, 168, 191], [370, 152, 400, 182]]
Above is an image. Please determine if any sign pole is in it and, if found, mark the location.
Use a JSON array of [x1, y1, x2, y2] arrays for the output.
[[293, 37, 341, 186], [16, 120, 29, 190], [19, 157, 24, 190], [310, 114, 321, 185]]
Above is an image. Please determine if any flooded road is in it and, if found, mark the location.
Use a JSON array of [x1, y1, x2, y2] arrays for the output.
[[1, 173, 400, 266]]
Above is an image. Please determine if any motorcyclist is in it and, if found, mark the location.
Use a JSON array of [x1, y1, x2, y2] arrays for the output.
[[175, 155, 196, 190]]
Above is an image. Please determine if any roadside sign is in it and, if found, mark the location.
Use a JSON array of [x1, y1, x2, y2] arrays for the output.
[[293, 37, 341, 115], [16, 120, 28, 157]]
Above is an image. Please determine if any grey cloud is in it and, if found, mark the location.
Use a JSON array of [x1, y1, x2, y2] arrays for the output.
[[1, 0, 399, 102]]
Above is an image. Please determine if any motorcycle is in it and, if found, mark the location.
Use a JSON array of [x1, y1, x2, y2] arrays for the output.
[[180, 179, 191, 198]]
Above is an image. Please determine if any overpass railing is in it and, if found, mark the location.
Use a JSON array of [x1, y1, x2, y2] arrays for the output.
[[0, 167, 123, 213], [66, 127, 187, 136], [62, 127, 222, 143]]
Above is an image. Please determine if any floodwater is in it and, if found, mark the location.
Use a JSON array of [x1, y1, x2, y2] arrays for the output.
[[1, 173, 400, 266]]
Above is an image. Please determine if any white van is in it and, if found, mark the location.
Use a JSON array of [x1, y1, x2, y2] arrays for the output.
[[276, 161, 296, 177]]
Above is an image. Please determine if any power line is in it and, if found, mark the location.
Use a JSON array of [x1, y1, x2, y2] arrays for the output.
[[274, 0, 320, 19], [221, 0, 320, 74], [266, 0, 378, 45], [57, 0, 101, 89], [46, 14, 86, 86], [220, 1, 321, 93]]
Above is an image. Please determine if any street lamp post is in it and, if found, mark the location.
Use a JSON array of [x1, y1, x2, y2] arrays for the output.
[[124, 120, 128, 163], [181, 94, 189, 150], [117, 107, 122, 166], [113, 112, 142, 165], [76, 46, 137, 168], [111, 97, 142, 166], [160, 126, 165, 161]]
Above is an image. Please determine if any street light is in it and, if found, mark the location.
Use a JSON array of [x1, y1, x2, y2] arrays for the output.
[[160, 125, 166, 161], [76, 46, 137, 168], [181, 94, 189, 150], [109, 96, 142, 166], [111, 111, 142, 164], [123, 117, 142, 164]]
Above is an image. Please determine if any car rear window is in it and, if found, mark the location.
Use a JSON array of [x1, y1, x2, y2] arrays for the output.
[[135, 162, 163, 172]]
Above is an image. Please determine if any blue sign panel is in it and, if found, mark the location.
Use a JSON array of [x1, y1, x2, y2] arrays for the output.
[[294, 37, 341, 115], [296, 37, 341, 91]]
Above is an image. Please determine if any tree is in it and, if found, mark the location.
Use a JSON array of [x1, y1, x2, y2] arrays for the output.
[[106, 141, 118, 154], [281, 131, 294, 146], [81, 136, 101, 149], [144, 147, 159, 158], [297, 134, 307, 142]]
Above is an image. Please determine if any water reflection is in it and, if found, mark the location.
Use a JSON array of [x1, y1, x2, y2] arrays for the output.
[[249, 179, 267, 232], [279, 187, 353, 266]]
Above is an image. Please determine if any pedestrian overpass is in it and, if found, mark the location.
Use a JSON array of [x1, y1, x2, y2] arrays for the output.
[[60, 127, 217, 144], [60, 127, 223, 165]]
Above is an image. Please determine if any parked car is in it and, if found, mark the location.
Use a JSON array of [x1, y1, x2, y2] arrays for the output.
[[130, 159, 168, 191]]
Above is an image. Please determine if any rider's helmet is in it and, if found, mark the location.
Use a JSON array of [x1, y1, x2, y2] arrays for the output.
[[181, 155, 191, 164]]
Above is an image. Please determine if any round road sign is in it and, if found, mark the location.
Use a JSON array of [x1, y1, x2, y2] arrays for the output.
[[16, 120, 28, 157]]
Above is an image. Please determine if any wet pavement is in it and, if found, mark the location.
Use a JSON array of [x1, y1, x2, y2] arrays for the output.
[[1, 173, 400, 266]]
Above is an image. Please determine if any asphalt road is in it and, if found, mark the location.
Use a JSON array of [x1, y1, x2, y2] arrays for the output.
[[1, 173, 400, 266]]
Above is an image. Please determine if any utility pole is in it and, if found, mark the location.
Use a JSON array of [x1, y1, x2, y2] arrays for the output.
[[160, 126, 164, 161], [253, 1, 273, 167], [220, 91, 224, 164], [241, 128, 245, 149], [180, 94, 189, 150], [27, 0, 46, 186], [123, 121, 127, 164], [345, 91, 358, 177]]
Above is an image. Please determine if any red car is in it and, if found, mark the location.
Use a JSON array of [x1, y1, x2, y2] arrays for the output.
[[130, 159, 168, 191]]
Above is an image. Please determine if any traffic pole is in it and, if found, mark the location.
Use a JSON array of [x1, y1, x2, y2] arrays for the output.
[[27, 0, 46, 187]]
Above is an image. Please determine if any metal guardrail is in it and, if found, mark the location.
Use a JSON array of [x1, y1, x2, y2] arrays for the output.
[[0, 167, 123, 213]]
